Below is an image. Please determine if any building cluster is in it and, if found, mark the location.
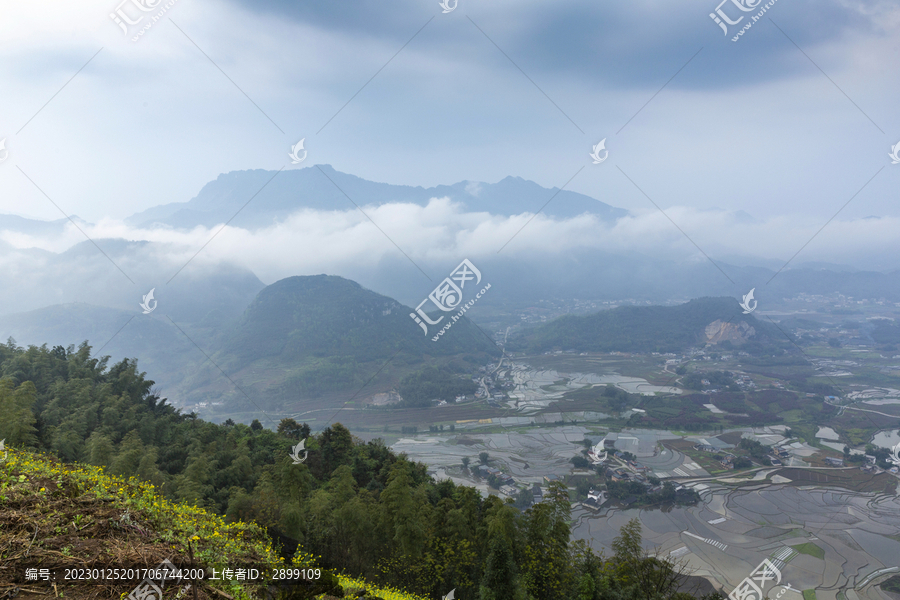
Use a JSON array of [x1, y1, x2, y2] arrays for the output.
[[476, 464, 517, 496]]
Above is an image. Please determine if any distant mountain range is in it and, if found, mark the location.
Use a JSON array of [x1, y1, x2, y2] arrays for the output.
[[125, 165, 630, 230], [2, 166, 899, 320]]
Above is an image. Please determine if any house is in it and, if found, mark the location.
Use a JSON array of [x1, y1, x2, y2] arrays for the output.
[[694, 444, 718, 453], [632, 462, 649, 473], [532, 485, 543, 503], [587, 489, 605, 503], [610, 469, 632, 482], [543, 474, 562, 484], [824, 457, 844, 467], [499, 485, 517, 496], [583, 489, 607, 511]]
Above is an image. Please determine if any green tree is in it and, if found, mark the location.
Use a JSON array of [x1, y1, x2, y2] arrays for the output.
[[479, 536, 525, 600], [462, 457, 471, 470], [0, 379, 38, 447], [277, 418, 303, 440], [479, 452, 490, 465], [611, 518, 688, 600]]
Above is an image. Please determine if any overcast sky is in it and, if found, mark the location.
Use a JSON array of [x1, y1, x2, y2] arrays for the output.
[[1, 0, 898, 274]]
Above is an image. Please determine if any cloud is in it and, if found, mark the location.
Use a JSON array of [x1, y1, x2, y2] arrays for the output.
[[3, 199, 900, 290]]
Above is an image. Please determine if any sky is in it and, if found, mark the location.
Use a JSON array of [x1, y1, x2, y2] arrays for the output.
[[0, 0, 899, 276]]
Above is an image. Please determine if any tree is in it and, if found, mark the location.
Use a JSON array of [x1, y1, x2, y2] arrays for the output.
[[277, 418, 303, 440], [462, 457, 471, 470], [570, 456, 589, 469], [0, 380, 38, 447], [612, 518, 687, 600], [828, 338, 841, 347], [675, 365, 687, 375], [250, 419, 264, 431], [733, 457, 752, 469], [479, 536, 525, 600], [479, 452, 490, 465]]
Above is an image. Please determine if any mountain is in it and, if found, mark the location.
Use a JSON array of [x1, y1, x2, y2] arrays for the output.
[[0, 303, 197, 390], [124, 165, 630, 230], [174, 274, 501, 415], [513, 297, 785, 354], [0, 213, 86, 236], [223, 274, 497, 364], [0, 238, 266, 320]]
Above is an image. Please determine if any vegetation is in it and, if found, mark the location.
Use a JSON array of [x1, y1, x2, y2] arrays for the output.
[[513, 297, 786, 355], [194, 275, 499, 409], [0, 341, 727, 600], [881, 575, 900, 595], [738, 439, 772, 466], [790, 542, 825, 560], [397, 365, 477, 407]]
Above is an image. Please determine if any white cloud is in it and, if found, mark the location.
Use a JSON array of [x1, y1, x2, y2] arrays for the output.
[[2, 199, 899, 287]]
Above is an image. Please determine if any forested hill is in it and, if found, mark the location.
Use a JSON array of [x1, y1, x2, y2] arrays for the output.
[[513, 297, 785, 354], [176, 274, 500, 411], [0, 341, 722, 600], [222, 274, 497, 363]]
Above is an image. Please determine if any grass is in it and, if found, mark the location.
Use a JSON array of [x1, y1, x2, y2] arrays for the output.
[[790, 542, 825, 560], [803, 589, 818, 600]]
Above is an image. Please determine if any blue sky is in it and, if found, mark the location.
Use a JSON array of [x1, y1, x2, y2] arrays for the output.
[[0, 0, 898, 272]]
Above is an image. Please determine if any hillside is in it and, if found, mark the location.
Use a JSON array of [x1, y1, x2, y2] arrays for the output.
[[513, 297, 786, 354], [223, 275, 495, 362], [177, 275, 500, 413], [0, 344, 722, 600], [0, 447, 419, 600]]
